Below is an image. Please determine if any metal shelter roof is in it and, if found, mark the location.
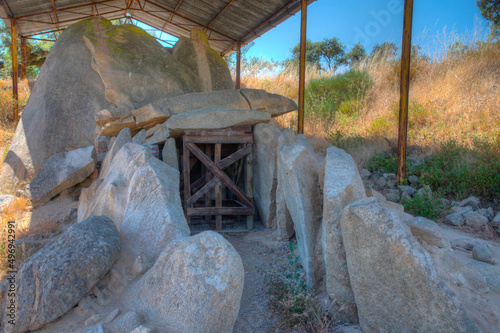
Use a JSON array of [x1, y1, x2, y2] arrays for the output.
[[0, 0, 316, 55]]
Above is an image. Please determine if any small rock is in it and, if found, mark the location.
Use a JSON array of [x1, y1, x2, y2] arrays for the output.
[[478, 207, 494, 221], [445, 213, 465, 227], [130, 326, 154, 333], [463, 211, 488, 227], [0, 195, 15, 212], [15, 190, 29, 198], [132, 255, 153, 277], [398, 185, 417, 197], [401, 191, 412, 201], [82, 325, 106, 333], [101, 308, 120, 325], [384, 189, 400, 202], [451, 238, 476, 251], [367, 189, 387, 202], [408, 175, 419, 186], [457, 196, 480, 210], [491, 214, 500, 229], [85, 314, 107, 328], [405, 217, 450, 249], [416, 185, 432, 198], [440, 198, 451, 206], [451, 206, 472, 215], [132, 129, 147, 144], [375, 177, 387, 188], [371, 171, 383, 181], [107, 311, 142, 333], [383, 173, 397, 187], [360, 169, 371, 181], [472, 245, 494, 264], [408, 157, 422, 165]]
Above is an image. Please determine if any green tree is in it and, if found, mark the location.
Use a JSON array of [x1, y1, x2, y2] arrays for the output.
[[290, 40, 323, 69], [318, 37, 345, 72], [370, 42, 397, 62], [0, 22, 54, 78], [477, 0, 500, 38], [345, 42, 366, 65]]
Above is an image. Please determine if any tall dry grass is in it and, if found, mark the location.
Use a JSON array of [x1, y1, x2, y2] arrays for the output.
[[241, 41, 500, 166], [0, 79, 30, 177]]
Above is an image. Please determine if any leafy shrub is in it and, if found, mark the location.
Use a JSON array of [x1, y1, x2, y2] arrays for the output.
[[367, 136, 500, 200], [305, 70, 373, 121], [400, 193, 448, 220], [265, 242, 335, 331]]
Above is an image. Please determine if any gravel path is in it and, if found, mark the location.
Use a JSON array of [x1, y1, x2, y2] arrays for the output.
[[224, 231, 290, 333]]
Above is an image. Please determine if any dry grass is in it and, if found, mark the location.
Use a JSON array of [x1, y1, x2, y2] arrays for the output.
[[241, 42, 500, 167], [0, 79, 30, 178]]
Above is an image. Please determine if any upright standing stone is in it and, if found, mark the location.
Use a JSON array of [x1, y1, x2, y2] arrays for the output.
[[253, 123, 281, 229], [277, 143, 324, 291], [275, 129, 296, 240], [341, 198, 480, 333], [321, 146, 366, 323]]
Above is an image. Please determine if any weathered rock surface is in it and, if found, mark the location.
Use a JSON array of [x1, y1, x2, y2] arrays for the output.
[[321, 146, 366, 323], [84, 142, 189, 259], [29, 146, 96, 205], [120, 157, 190, 259], [173, 27, 233, 92], [1, 17, 205, 188], [253, 123, 281, 229], [166, 108, 271, 137], [77, 178, 103, 222], [405, 216, 451, 249], [126, 231, 244, 333], [278, 143, 324, 290], [275, 129, 296, 240], [162, 138, 179, 171], [341, 198, 480, 333], [239, 88, 298, 117], [2, 216, 120, 333], [100, 127, 132, 178]]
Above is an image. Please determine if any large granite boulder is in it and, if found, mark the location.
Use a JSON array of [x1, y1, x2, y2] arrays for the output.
[[2, 216, 121, 333], [166, 108, 271, 137], [100, 127, 132, 178], [126, 231, 244, 333], [121, 157, 190, 259], [83, 142, 189, 259], [321, 146, 366, 323], [173, 27, 234, 91], [28, 146, 96, 205], [0, 17, 204, 188], [253, 123, 281, 228], [341, 198, 480, 333], [277, 143, 324, 291]]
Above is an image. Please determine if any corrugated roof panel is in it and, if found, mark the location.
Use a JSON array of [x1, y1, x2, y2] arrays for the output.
[[0, 0, 316, 54]]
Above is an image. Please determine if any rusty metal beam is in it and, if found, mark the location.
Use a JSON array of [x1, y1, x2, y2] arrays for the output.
[[16, 10, 124, 26], [12, 0, 115, 19], [51, 0, 60, 30], [397, 0, 414, 184], [161, 0, 183, 32], [26, 37, 57, 42], [25, 28, 65, 38], [221, 0, 296, 56], [138, 8, 191, 35], [142, 0, 237, 42], [297, 0, 306, 135], [11, 18, 18, 122], [1, 0, 13, 17], [235, 41, 241, 89], [20, 36, 26, 80], [207, 0, 235, 28]]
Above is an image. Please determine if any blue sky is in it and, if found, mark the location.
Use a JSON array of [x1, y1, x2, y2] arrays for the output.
[[245, 0, 490, 62]]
